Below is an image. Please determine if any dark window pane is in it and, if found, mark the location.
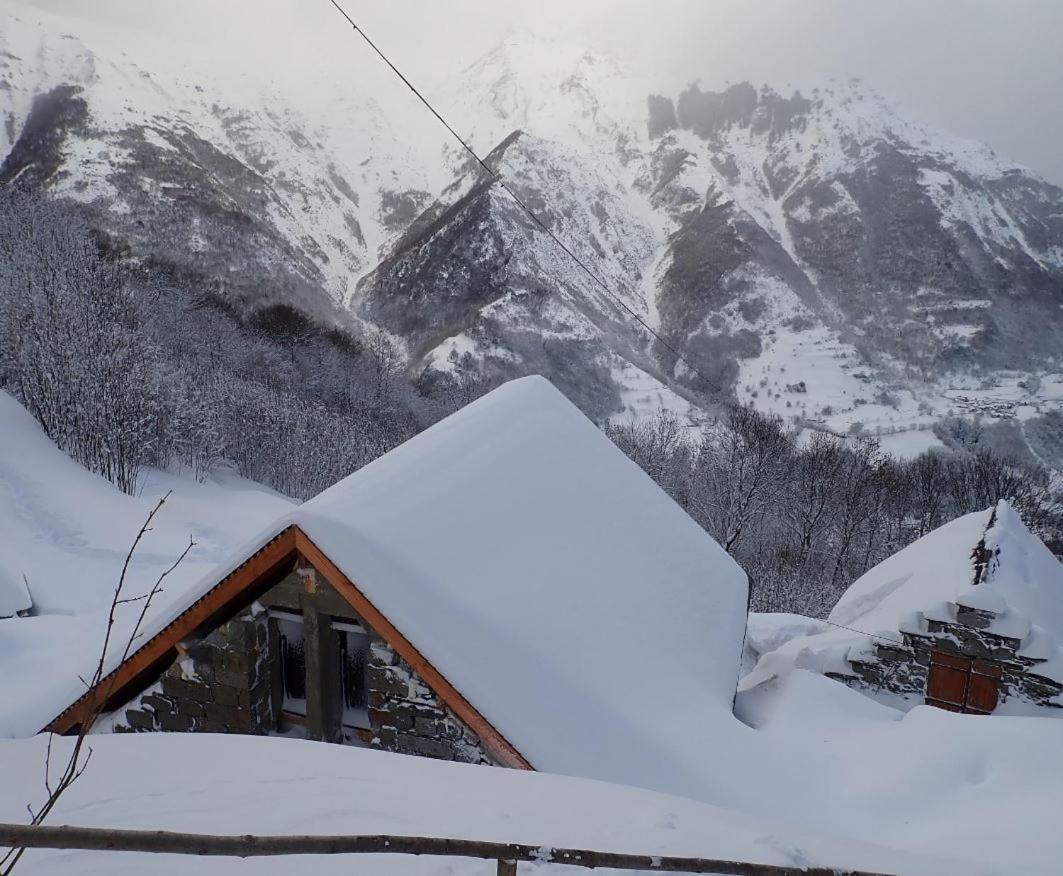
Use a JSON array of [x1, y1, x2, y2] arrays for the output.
[[276, 616, 307, 716], [337, 628, 369, 727]]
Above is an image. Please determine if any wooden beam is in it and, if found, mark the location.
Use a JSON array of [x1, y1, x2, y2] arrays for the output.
[[45, 529, 300, 735], [0, 824, 901, 876], [292, 528, 533, 771]]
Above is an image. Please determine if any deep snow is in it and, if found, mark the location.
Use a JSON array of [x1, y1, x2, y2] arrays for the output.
[[741, 501, 1063, 700], [4, 384, 1063, 874], [0, 733, 985, 876], [0, 389, 295, 736]]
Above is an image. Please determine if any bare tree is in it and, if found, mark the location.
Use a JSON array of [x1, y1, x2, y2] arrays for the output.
[[691, 405, 793, 555], [0, 494, 194, 876]]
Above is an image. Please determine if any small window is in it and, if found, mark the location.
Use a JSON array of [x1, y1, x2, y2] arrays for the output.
[[274, 612, 307, 718], [335, 622, 370, 730]]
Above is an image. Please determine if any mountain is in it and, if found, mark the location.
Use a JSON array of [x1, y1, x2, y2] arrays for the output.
[[4, 3, 1063, 448], [0, 2, 436, 323]]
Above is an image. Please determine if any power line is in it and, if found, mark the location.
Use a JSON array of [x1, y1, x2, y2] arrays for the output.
[[817, 618, 911, 650], [319, 6, 917, 655], [325, 0, 709, 389]]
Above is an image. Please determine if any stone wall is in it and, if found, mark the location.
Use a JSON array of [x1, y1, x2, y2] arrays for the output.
[[112, 578, 500, 767], [366, 640, 494, 765], [118, 608, 273, 735], [835, 617, 1063, 712]]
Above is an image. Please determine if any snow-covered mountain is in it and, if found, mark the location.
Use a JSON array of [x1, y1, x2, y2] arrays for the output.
[[0, 2, 436, 322], [4, 3, 1063, 444]]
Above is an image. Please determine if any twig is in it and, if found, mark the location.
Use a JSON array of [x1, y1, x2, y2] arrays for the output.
[[1, 494, 194, 876]]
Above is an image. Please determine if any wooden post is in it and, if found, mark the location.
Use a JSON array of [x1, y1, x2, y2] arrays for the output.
[[299, 565, 341, 743], [299, 568, 325, 742], [497, 859, 518, 876]]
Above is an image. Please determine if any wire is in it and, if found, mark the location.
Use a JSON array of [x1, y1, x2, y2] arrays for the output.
[[325, 0, 710, 389], [818, 618, 911, 650], [326, 3, 920, 655]]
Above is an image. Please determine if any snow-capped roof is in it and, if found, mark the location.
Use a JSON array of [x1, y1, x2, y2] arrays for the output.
[[50, 376, 747, 792], [743, 501, 1063, 694], [828, 508, 993, 633], [292, 376, 749, 785], [831, 501, 1063, 646]]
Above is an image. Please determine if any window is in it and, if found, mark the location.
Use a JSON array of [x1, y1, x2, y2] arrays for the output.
[[267, 608, 371, 743], [926, 651, 1001, 715], [334, 620, 370, 730], [273, 611, 307, 718]]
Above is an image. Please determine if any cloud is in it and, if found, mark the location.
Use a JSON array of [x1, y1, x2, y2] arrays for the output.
[[19, 0, 1063, 183]]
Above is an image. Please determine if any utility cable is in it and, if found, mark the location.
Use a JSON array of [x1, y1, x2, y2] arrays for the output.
[[325, 0, 709, 388]]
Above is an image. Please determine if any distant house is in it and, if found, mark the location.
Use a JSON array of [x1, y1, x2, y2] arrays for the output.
[[834, 502, 1063, 714], [48, 377, 749, 786], [744, 501, 1063, 715]]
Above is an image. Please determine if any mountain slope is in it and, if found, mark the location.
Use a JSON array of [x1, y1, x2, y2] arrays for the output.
[[0, 3, 433, 323], [3, 5, 1063, 436]]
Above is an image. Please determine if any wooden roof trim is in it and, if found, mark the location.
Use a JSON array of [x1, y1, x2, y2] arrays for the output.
[[292, 528, 533, 771], [46, 524, 533, 771], [45, 528, 299, 735]]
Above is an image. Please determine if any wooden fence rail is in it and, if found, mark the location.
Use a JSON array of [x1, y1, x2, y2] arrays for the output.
[[0, 823, 900, 876]]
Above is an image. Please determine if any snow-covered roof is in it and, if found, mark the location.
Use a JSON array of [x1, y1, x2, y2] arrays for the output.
[[830, 502, 1063, 641], [292, 376, 749, 784], [56, 376, 749, 793], [743, 501, 1063, 694]]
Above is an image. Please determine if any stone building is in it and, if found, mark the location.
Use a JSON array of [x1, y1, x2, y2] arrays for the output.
[[746, 500, 1063, 716], [46, 377, 749, 783], [742, 501, 1063, 716]]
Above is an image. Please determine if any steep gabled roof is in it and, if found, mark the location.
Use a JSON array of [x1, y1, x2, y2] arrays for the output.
[[743, 501, 1063, 694], [830, 501, 1063, 648], [49, 376, 749, 793], [48, 526, 530, 768]]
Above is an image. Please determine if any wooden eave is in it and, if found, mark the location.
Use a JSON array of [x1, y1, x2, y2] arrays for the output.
[[45, 526, 532, 771]]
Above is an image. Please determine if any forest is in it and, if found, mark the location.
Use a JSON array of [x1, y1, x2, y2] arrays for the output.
[[2, 187, 1059, 617]]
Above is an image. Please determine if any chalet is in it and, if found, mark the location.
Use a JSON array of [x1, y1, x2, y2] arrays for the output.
[[744, 501, 1063, 715], [47, 377, 750, 789]]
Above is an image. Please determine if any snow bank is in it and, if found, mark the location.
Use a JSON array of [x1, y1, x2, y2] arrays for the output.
[[0, 390, 295, 736], [735, 670, 1063, 874], [740, 612, 829, 675], [0, 733, 994, 876]]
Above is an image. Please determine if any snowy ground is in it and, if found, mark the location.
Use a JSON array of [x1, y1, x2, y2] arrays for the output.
[[0, 391, 294, 736], [0, 733, 1005, 876], [4, 388, 1063, 874]]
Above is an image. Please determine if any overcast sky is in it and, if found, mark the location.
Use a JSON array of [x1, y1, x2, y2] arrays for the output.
[[23, 0, 1063, 184]]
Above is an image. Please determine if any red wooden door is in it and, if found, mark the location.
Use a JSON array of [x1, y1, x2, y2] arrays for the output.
[[926, 651, 1000, 714]]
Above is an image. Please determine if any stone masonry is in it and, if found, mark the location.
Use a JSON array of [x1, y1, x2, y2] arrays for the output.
[[118, 607, 272, 735], [114, 565, 501, 766], [366, 639, 494, 765], [833, 610, 1063, 712]]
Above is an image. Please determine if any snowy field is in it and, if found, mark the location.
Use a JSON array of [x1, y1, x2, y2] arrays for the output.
[[0, 733, 1011, 876], [4, 387, 1063, 874]]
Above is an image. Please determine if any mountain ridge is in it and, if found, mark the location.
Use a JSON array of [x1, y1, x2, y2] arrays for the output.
[[3, 4, 1063, 456]]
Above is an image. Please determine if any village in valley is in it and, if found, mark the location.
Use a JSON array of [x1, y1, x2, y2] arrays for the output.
[[3, 2, 1063, 875]]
